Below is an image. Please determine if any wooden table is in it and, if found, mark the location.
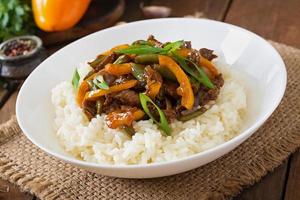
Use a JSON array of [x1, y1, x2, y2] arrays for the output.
[[0, 0, 299, 199]]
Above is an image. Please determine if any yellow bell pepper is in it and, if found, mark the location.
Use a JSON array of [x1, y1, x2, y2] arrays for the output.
[[104, 63, 132, 75], [106, 108, 145, 129], [84, 80, 138, 101], [158, 55, 194, 110], [76, 80, 90, 107], [32, 0, 91, 32]]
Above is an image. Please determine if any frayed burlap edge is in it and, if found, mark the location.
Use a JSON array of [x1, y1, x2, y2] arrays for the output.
[[0, 41, 299, 200]]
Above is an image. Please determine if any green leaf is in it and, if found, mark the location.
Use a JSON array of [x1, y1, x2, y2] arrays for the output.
[[0, 0, 36, 42], [15, 6, 24, 16], [139, 93, 172, 136], [72, 69, 80, 90], [1, 13, 9, 27]]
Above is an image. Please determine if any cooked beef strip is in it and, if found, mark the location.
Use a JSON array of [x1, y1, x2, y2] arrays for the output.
[[199, 48, 217, 61], [163, 80, 179, 99], [197, 74, 224, 106], [82, 100, 97, 120], [111, 90, 140, 106], [145, 66, 163, 83], [94, 53, 117, 72], [113, 74, 135, 85], [188, 49, 200, 64], [184, 41, 192, 49], [163, 109, 177, 122], [147, 35, 163, 48], [102, 100, 121, 114], [102, 71, 117, 86]]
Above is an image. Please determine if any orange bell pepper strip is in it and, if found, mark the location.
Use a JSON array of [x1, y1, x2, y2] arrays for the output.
[[199, 56, 218, 77], [32, 0, 91, 32], [101, 44, 130, 56], [146, 82, 161, 99], [175, 48, 191, 58], [76, 80, 90, 107], [104, 63, 132, 75], [84, 80, 138, 101], [158, 55, 194, 110], [106, 108, 145, 129]]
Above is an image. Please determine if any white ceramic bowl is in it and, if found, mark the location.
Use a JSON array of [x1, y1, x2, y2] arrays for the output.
[[16, 18, 286, 178]]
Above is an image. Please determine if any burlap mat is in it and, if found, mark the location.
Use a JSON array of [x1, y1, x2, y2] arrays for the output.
[[0, 41, 299, 200]]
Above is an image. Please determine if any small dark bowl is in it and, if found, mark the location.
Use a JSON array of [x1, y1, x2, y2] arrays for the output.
[[0, 35, 47, 79]]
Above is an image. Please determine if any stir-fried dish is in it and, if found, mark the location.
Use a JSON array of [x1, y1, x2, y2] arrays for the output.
[[72, 35, 224, 136]]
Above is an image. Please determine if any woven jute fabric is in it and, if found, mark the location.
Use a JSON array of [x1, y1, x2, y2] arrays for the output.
[[0, 42, 299, 200]]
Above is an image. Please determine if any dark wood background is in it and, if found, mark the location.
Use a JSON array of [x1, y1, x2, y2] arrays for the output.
[[0, 0, 299, 199]]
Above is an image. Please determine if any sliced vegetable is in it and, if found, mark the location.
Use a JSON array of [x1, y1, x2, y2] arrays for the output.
[[113, 55, 131, 64], [102, 44, 129, 56], [173, 53, 214, 89], [115, 45, 165, 55], [132, 40, 152, 46], [88, 55, 106, 68], [146, 82, 162, 99], [85, 80, 138, 101], [131, 63, 145, 81], [163, 40, 184, 53], [187, 59, 214, 89], [122, 125, 136, 136], [175, 48, 191, 58], [158, 55, 194, 110], [139, 93, 171, 135], [199, 56, 218, 77], [135, 54, 159, 64], [179, 108, 206, 122], [93, 75, 109, 90], [72, 69, 80, 90], [96, 99, 104, 114], [76, 80, 90, 106], [104, 63, 132, 75], [106, 108, 144, 129], [115, 41, 184, 55], [153, 64, 176, 81]]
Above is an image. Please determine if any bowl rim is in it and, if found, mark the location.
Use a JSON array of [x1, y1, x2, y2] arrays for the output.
[[16, 18, 287, 170]]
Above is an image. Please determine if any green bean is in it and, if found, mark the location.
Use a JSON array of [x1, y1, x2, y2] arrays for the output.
[[96, 99, 104, 114], [132, 40, 152, 46], [179, 108, 207, 122], [113, 55, 131, 64], [131, 63, 145, 81], [134, 54, 159, 64], [88, 55, 106, 68], [153, 64, 177, 81], [122, 125, 136, 136]]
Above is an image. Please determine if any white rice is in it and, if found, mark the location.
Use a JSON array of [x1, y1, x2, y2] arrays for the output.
[[51, 64, 247, 165]]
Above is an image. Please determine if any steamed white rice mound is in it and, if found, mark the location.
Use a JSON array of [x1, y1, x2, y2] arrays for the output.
[[51, 65, 246, 165]]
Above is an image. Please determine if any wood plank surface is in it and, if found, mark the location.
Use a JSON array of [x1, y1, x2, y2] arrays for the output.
[[285, 149, 300, 200], [225, 0, 300, 48], [225, 0, 300, 199], [233, 160, 288, 200], [149, 0, 231, 20]]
